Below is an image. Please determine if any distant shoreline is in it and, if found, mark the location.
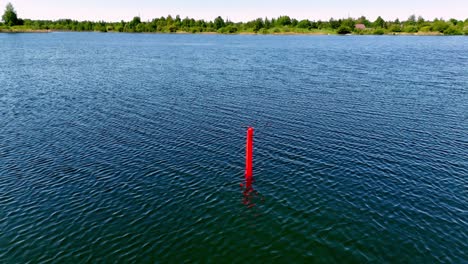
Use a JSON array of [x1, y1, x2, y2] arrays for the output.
[[1, 4, 466, 36], [0, 29, 455, 36]]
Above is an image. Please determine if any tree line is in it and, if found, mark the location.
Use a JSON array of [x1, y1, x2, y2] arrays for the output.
[[2, 3, 467, 35]]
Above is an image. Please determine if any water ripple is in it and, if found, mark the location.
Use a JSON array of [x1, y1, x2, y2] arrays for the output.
[[0, 34, 467, 263]]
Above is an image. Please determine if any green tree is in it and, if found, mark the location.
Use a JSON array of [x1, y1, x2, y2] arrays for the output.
[[291, 18, 298, 27], [252, 18, 264, 32], [341, 18, 355, 28], [407, 15, 416, 25], [2, 2, 18, 26], [277, 16, 291, 26], [136, 23, 145, 32], [389, 24, 402, 32], [329, 18, 341, 29], [124, 16, 141, 32], [264, 17, 271, 29], [214, 16, 225, 29], [443, 26, 462, 35], [432, 19, 450, 32], [449, 18, 458, 25], [224, 24, 238, 33], [374, 16, 385, 28], [417, 16, 425, 26], [297, 19, 311, 29], [337, 25, 352, 34], [166, 15, 174, 27]]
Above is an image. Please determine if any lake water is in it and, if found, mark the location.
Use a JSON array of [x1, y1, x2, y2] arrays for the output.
[[1, 33, 467, 263]]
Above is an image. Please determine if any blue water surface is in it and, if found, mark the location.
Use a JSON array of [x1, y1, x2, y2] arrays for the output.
[[1, 33, 467, 263]]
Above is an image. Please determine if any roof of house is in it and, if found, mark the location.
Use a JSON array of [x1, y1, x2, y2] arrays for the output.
[[355, 24, 366, 29]]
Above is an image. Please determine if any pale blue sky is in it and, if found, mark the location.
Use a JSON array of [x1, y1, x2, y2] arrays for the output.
[[5, 0, 468, 22]]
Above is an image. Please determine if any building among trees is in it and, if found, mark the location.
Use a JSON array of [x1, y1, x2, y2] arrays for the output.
[[355, 24, 366, 30]]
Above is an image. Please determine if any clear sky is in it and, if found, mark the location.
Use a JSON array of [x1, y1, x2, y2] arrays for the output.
[[4, 0, 468, 22]]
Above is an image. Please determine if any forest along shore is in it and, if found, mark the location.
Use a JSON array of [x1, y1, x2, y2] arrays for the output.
[[1, 2, 467, 35], [0, 28, 449, 36]]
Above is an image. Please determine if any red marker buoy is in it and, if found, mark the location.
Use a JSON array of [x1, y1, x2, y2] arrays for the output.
[[245, 127, 254, 188]]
